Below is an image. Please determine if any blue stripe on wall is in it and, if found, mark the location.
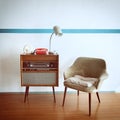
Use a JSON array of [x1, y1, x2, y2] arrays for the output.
[[63, 29, 120, 33], [0, 29, 52, 33], [0, 29, 120, 33]]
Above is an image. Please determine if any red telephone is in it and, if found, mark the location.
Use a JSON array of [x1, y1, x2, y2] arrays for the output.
[[34, 48, 48, 55]]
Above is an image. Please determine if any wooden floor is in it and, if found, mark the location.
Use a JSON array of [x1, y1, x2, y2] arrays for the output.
[[0, 92, 120, 120]]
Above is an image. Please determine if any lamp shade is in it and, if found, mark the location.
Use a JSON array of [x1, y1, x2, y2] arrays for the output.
[[53, 26, 63, 36]]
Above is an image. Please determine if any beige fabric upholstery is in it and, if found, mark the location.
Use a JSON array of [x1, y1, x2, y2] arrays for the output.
[[64, 57, 108, 92]]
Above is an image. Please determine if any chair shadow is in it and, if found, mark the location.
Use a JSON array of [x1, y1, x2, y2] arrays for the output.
[[61, 94, 100, 119]]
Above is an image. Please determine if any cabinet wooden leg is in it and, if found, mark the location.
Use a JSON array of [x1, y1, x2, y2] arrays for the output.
[[77, 90, 79, 96], [24, 86, 29, 103], [52, 86, 56, 103]]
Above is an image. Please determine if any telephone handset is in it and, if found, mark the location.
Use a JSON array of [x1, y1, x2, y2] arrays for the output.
[[34, 48, 48, 55]]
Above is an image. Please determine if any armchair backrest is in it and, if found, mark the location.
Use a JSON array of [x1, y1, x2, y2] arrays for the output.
[[64, 57, 106, 79]]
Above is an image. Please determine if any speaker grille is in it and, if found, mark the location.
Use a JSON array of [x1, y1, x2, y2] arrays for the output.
[[22, 72, 56, 85]]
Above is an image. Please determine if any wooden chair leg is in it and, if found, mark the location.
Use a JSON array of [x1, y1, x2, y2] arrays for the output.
[[62, 87, 67, 106], [52, 86, 56, 103], [96, 92, 100, 103], [89, 93, 91, 116], [77, 90, 79, 96]]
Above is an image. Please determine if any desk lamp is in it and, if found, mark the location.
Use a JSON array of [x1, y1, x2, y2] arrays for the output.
[[49, 26, 62, 54]]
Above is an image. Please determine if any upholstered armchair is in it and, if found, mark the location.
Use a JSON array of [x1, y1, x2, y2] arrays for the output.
[[62, 57, 108, 116]]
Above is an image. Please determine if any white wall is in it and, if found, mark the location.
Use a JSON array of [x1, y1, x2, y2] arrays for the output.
[[0, 0, 120, 92]]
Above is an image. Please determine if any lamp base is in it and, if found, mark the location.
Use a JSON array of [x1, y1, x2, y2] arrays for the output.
[[49, 51, 54, 55]]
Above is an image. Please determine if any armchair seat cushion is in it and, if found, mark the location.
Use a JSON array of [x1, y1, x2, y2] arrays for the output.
[[64, 75, 98, 92]]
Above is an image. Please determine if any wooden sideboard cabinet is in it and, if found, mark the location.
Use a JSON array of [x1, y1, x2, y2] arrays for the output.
[[20, 54, 59, 102]]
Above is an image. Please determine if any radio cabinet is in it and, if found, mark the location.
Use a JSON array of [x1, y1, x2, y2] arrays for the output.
[[20, 54, 59, 102]]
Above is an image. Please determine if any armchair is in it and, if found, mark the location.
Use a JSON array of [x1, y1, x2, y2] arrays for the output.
[[62, 57, 108, 116]]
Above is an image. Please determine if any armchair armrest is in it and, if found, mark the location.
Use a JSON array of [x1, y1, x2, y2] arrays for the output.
[[100, 72, 109, 81], [96, 72, 108, 90]]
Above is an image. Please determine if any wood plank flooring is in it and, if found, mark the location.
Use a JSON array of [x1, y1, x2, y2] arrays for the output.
[[0, 92, 120, 120]]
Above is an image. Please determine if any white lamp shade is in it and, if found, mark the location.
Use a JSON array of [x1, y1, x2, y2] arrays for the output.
[[53, 26, 63, 36]]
